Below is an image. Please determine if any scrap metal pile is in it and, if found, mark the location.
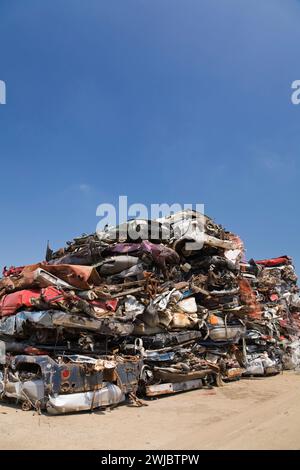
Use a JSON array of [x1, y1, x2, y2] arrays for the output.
[[0, 210, 299, 414], [240, 256, 300, 375]]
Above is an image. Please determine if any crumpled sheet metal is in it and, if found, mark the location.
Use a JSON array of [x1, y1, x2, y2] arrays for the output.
[[243, 354, 281, 376], [146, 379, 203, 397], [46, 383, 125, 414], [0, 288, 61, 317], [0, 263, 102, 293], [105, 241, 180, 274], [255, 256, 292, 267]]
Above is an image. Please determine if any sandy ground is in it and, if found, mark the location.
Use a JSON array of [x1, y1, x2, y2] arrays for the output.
[[0, 371, 300, 450]]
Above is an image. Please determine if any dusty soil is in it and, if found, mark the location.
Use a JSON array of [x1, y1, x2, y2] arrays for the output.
[[0, 371, 299, 450]]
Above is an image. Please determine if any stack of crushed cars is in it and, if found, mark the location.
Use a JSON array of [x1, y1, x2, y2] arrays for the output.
[[240, 256, 300, 376], [0, 210, 299, 414]]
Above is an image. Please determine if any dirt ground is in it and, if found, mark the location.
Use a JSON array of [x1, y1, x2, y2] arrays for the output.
[[0, 371, 300, 450]]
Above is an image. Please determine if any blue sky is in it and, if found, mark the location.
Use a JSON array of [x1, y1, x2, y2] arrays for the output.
[[0, 0, 300, 271]]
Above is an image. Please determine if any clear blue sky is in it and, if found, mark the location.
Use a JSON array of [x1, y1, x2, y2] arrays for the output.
[[1, 0, 300, 271]]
